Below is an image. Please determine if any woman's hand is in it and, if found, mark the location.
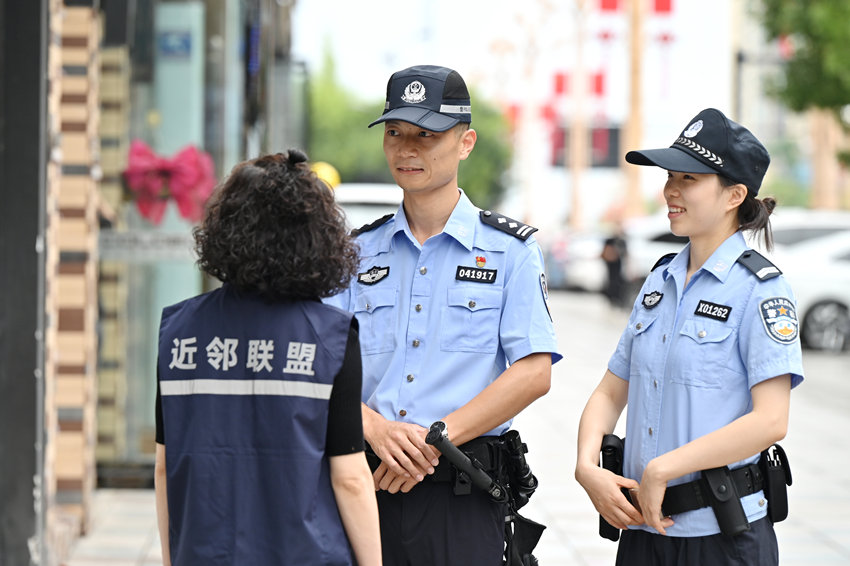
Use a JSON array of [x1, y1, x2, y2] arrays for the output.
[[637, 460, 676, 535], [576, 463, 644, 530]]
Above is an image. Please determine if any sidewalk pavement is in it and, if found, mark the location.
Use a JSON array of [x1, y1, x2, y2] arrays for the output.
[[65, 291, 850, 565]]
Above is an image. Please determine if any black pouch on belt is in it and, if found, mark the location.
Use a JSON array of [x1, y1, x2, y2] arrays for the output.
[[702, 466, 750, 536], [759, 443, 792, 523]]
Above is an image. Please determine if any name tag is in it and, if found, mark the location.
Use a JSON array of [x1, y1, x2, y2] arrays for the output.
[[694, 300, 732, 322], [455, 266, 497, 283]]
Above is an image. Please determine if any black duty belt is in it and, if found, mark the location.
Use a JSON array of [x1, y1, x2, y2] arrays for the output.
[[365, 436, 502, 483], [661, 463, 764, 517]]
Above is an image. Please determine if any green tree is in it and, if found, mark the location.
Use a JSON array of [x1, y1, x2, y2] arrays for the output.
[[307, 55, 512, 207], [760, 0, 850, 112]]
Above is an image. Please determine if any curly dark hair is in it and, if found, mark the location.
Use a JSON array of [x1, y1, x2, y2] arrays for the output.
[[193, 149, 360, 300]]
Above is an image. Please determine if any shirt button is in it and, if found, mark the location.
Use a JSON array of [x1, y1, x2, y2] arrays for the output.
[[653, 380, 658, 388], [636, 322, 643, 330], [759, 498, 766, 507], [365, 303, 371, 311], [698, 330, 707, 338], [648, 427, 654, 436], [415, 304, 422, 312], [662, 334, 667, 343], [399, 409, 407, 417], [419, 266, 427, 275], [468, 300, 476, 308], [483, 210, 492, 217], [406, 374, 415, 382], [412, 339, 420, 347]]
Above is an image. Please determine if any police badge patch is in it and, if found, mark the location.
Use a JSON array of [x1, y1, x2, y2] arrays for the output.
[[358, 266, 390, 285], [540, 273, 552, 321], [642, 291, 663, 309], [759, 297, 799, 344]]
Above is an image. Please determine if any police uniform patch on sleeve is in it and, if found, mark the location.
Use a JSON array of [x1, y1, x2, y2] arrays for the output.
[[540, 272, 552, 321], [358, 266, 390, 285], [759, 297, 799, 344], [479, 210, 538, 241], [694, 300, 732, 322]]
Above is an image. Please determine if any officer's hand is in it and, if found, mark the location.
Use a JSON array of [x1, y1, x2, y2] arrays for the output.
[[372, 461, 420, 493], [366, 418, 440, 481], [575, 464, 643, 529], [637, 462, 675, 535]]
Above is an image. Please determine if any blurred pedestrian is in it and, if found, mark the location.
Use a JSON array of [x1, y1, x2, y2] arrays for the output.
[[154, 150, 381, 566], [326, 65, 561, 565], [601, 223, 628, 308], [575, 108, 804, 565]]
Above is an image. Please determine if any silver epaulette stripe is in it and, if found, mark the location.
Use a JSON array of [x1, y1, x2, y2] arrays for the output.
[[161, 379, 333, 400], [756, 266, 781, 279]]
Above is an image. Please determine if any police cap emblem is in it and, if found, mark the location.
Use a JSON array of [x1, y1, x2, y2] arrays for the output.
[[401, 80, 426, 104], [683, 119, 703, 138]]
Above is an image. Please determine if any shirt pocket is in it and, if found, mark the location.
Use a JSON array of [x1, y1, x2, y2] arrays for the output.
[[672, 318, 736, 388], [440, 287, 502, 353], [353, 287, 398, 354], [627, 313, 659, 378]]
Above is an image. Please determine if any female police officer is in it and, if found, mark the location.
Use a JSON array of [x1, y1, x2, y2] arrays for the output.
[[575, 108, 804, 565], [154, 150, 381, 565]]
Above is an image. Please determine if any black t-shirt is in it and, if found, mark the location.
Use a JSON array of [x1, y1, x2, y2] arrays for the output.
[[155, 323, 364, 456]]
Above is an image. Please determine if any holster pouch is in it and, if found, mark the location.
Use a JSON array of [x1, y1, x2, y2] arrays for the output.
[[599, 434, 625, 541], [702, 466, 750, 536], [759, 443, 792, 523]]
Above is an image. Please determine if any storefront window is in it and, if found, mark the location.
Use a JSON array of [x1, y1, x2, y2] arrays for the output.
[[97, 0, 304, 483]]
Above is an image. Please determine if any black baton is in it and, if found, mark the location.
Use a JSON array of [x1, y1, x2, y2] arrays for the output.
[[425, 421, 509, 503]]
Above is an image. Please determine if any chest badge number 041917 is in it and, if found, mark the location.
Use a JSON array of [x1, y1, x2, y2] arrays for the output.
[[456, 265, 497, 283]]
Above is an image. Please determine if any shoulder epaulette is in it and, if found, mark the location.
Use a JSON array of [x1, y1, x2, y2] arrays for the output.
[[737, 249, 782, 281], [479, 210, 538, 241], [651, 252, 677, 272], [351, 213, 393, 237]]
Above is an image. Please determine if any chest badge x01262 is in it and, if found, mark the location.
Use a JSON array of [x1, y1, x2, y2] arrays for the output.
[[358, 266, 390, 285], [642, 291, 663, 309], [759, 297, 799, 344]]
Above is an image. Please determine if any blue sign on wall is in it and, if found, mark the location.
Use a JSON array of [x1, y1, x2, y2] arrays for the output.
[[157, 31, 192, 58]]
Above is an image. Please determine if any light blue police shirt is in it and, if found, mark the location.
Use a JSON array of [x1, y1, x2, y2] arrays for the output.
[[326, 190, 561, 436], [608, 231, 804, 537]]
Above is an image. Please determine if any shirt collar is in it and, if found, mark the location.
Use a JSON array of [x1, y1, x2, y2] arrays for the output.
[[662, 231, 748, 284], [390, 189, 477, 251]]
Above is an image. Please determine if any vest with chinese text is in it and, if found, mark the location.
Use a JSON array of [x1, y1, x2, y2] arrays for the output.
[[158, 285, 354, 565]]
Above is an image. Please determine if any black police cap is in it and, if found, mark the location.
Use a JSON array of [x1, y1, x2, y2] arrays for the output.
[[626, 108, 770, 195]]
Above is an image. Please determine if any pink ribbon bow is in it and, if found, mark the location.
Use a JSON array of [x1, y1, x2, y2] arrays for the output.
[[123, 140, 216, 225]]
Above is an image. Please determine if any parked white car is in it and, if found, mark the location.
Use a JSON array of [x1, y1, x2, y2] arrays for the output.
[[775, 231, 850, 352], [332, 183, 403, 231]]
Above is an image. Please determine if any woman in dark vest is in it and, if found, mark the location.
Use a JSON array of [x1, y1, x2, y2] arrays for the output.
[[154, 150, 381, 565]]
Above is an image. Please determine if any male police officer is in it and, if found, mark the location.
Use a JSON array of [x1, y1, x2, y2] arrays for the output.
[[327, 65, 562, 565]]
